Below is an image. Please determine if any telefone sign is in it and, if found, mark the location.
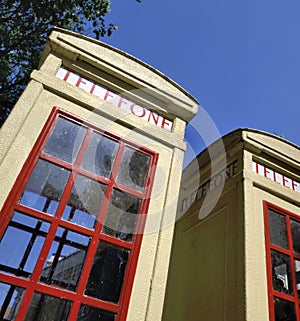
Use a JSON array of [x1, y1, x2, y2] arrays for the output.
[[56, 67, 173, 131]]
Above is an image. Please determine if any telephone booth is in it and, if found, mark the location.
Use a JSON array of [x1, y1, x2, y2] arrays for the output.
[[0, 28, 198, 321]]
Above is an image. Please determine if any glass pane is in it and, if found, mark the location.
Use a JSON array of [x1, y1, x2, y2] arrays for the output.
[[77, 305, 116, 321], [40, 228, 90, 291], [295, 260, 300, 297], [102, 189, 141, 242], [0, 283, 25, 320], [271, 250, 293, 295], [274, 297, 296, 321], [19, 159, 70, 213], [85, 241, 129, 303], [116, 147, 150, 192], [291, 219, 300, 254], [81, 132, 119, 178], [0, 212, 49, 278], [63, 175, 106, 229], [268, 209, 288, 249], [43, 117, 87, 164], [24, 292, 71, 321]]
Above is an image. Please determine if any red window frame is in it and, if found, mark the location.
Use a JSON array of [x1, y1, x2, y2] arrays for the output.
[[0, 106, 158, 321], [264, 201, 300, 321]]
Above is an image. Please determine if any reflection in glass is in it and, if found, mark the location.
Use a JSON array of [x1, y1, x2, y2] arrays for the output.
[[0, 212, 49, 278], [81, 133, 119, 178], [102, 189, 140, 242], [63, 175, 106, 229], [295, 260, 300, 297], [268, 209, 288, 249], [116, 147, 150, 192], [77, 305, 116, 321], [291, 219, 300, 254], [24, 292, 71, 321], [40, 229, 89, 291], [19, 159, 70, 213], [271, 250, 293, 295], [0, 283, 25, 320], [43, 117, 87, 164], [85, 242, 129, 303], [274, 297, 296, 321]]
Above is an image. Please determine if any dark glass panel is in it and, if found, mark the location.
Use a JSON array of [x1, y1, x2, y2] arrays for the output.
[[294, 260, 300, 297], [81, 132, 119, 178], [43, 117, 87, 164], [271, 250, 293, 295], [102, 189, 140, 242], [0, 283, 25, 320], [0, 212, 49, 278], [116, 147, 150, 192], [24, 293, 71, 321], [19, 159, 70, 213], [268, 209, 288, 249], [40, 228, 89, 291], [63, 175, 106, 229], [290, 219, 300, 254], [85, 242, 129, 303], [77, 305, 116, 321], [274, 297, 296, 321]]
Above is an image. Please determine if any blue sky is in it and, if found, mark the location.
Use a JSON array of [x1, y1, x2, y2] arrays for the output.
[[101, 0, 300, 163]]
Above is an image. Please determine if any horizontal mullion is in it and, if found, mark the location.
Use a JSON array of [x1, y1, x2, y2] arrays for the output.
[[76, 167, 112, 186], [269, 244, 292, 256], [39, 153, 74, 171], [79, 294, 120, 313], [0, 272, 30, 288], [97, 233, 133, 250], [14, 204, 96, 238], [14, 204, 57, 223], [272, 290, 299, 303], [112, 183, 145, 199]]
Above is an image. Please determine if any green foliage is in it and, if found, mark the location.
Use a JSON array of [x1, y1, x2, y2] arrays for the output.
[[0, 0, 140, 126]]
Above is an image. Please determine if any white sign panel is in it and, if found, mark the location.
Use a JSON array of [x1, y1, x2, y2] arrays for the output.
[[252, 161, 300, 193], [56, 67, 173, 131]]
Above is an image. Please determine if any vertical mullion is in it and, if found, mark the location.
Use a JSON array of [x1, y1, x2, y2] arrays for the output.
[[286, 216, 300, 320]]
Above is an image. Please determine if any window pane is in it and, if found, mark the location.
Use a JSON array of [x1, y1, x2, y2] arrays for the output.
[[290, 219, 300, 254], [268, 209, 288, 249], [40, 229, 90, 291], [274, 297, 296, 321], [81, 132, 119, 178], [24, 293, 71, 321], [0, 212, 49, 278], [63, 175, 106, 229], [85, 242, 129, 303], [0, 283, 25, 320], [116, 147, 150, 192], [77, 305, 116, 321], [271, 250, 293, 295], [19, 159, 70, 213], [102, 189, 141, 242], [43, 117, 87, 164], [295, 260, 300, 297]]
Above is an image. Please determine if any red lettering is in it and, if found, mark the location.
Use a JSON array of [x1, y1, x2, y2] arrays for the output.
[[63, 70, 71, 81], [264, 167, 271, 179], [161, 117, 171, 130], [90, 83, 96, 95], [118, 97, 128, 108], [273, 170, 277, 182], [75, 77, 87, 89], [283, 176, 290, 187], [104, 90, 115, 101], [130, 104, 146, 117], [148, 112, 160, 125], [292, 180, 299, 191]]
